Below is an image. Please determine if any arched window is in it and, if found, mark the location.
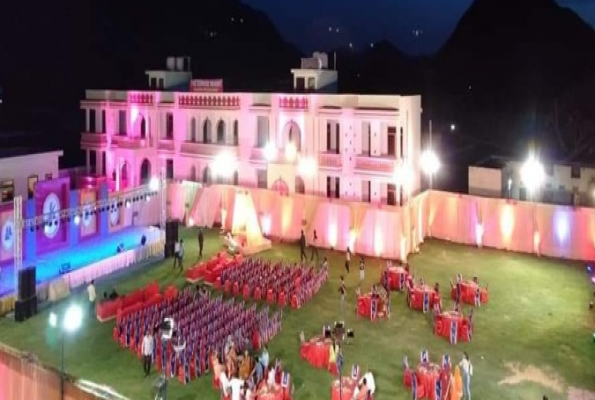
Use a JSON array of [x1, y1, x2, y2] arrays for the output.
[[203, 119, 212, 143], [284, 121, 301, 151], [140, 159, 151, 185], [217, 120, 226, 144], [295, 176, 305, 194], [140, 117, 147, 138], [203, 166, 212, 185], [233, 120, 239, 145], [189, 118, 197, 142]]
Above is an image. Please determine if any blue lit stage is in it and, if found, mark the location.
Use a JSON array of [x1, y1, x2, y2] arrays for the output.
[[0, 226, 161, 299]]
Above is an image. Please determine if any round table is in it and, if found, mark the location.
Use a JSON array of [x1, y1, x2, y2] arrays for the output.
[[300, 336, 330, 368], [331, 377, 356, 400], [357, 295, 386, 319], [256, 383, 284, 400], [410, 286, 439, 312], [416, 363, 441, 400], [387, 267, 409, 291], [436, 311, 467, 343]]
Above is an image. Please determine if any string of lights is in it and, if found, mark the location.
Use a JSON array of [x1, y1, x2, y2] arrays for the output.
[[20, 185, 159, 230]]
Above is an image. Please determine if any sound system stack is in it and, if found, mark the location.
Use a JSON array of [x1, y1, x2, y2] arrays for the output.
[[165, 220, 179, 258], [15, 267, 38, 322]]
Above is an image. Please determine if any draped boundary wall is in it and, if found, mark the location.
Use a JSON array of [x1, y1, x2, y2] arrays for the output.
[[0, 343, 104, 400], [171, 183, 595, 262]]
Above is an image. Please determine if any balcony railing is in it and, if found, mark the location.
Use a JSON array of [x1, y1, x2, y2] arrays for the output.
[[112, 135, 149, 149], [249, 147, 300, 164], [319, 152, 342, 170], [158, 139, 175, 152], [181, 141, 239, 158], [355, 155, 397, 176], [80, 132, 108, 147]]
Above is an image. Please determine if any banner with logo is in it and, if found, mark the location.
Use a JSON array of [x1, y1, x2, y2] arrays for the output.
[[108, 194, 124, 233], [0, 203, 15, 262], [35, 178, 70, 253], [79, 189, 97, 238]]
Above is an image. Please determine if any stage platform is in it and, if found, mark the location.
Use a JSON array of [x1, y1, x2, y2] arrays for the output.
[[0, 226, 162, 299]]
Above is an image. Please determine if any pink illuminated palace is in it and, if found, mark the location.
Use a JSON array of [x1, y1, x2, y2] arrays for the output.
[[80, 54, 421, 205]]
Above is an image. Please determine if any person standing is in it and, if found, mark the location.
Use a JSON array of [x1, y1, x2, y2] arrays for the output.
[[310, 229, 319, 263], [339, 276, 346, 314], [359, 257, 365, 282], [177, 239, 185, 270], [345, 247, 352, 274], [198, 228, 204, 259], [142, 331, 154, 377], [299, 230, 307, 263], [459, 352, 473, 400], [173, 240, 181, 268], [87, 280, 96, 315]]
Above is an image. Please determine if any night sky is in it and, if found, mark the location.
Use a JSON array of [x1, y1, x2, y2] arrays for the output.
[[244, 0, 595, 54]]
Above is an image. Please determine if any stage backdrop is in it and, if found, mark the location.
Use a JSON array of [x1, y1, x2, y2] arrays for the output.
[[108, 193, 125, 233], [35, 178, 70, 254], [79, 189, 97, 238], [0, 203, 15, 263]]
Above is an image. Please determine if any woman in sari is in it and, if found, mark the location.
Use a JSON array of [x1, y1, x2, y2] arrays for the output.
[[450, 365, 463, 400], [328, 340, 339, 375], [240, 349, 253, 380]]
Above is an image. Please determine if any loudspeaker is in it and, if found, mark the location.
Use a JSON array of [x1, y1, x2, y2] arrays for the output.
[[166, 220, 179, 243], [164, 242, 175, 258], [14, 296, 37, 322], [141, 235, 147, 246], [15, 299, 28, 322], [18, 267, 36, 300], [18, 270, 29, 300]]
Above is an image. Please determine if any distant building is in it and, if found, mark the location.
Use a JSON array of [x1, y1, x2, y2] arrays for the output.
[[469, 156, 595, 207], [0, 149, 63, 203], [80, 54, 422, 205]]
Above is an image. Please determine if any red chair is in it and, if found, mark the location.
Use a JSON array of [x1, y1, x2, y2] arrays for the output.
[[243, 284, 251, 299], [480, 289, 488, 303], [224, 280, 232, 293], [267, 289, 275, 304], [215, 277, 222, 290], [291, 294, 299, 309], [459, 323, 469, 342], [434, 319, 444, 336], [233, 282, 240, 296], [178, 366, 187, 385], [403, 369, 412, 388], [254, 287, 262, 301], [278, 292, 286, 307], [414, 375, 426, 399]]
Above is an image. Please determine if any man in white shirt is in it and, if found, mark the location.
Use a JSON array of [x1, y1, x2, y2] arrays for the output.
[[141, 331, 154, 377], [173, 240, 181, 269], [260, 346, 270, 369], [228, 376, 244, 400], [459, 352, 473, 400], [267, 367, 276, 387], [87, 280, 96, 315]]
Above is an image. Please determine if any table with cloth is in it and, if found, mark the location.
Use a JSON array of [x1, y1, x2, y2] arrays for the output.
[[387, 266, 409, 291], [409, 285, 440, 312], [300, 336, 331, 369], [255, 382, 285, 400], [451, 280, 488, 305], [331, 377, 356, 400], [357, 294, 387, 320], [434, 311, 471, 344], [416, 363, 441, 400]]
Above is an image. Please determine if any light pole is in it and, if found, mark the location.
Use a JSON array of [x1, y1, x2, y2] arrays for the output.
[[49, 304, 83, 400], [520, 155, 545, 202], [420, 150, 440, 191]]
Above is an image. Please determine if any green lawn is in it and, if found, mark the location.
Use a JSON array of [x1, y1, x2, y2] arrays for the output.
[[1, 228, 594, 400]]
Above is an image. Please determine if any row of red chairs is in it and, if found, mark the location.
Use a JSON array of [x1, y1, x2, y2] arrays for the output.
[[186, 253, 244, 283], [96, 281, 160, 322]]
